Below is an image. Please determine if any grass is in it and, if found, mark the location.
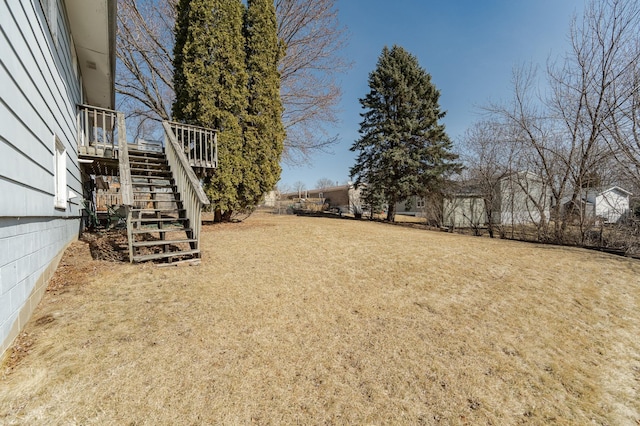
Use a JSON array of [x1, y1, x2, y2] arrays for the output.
[[1, 212, 640, 424]]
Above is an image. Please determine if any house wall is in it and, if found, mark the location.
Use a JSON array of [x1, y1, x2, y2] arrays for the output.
[[595, 189, 629, 223], [299, 186, 353, 212], [396, 196, 426, 217], [443, 196, 486, 228], [498, 174, 549, 225], [1, 0, 84, 355]]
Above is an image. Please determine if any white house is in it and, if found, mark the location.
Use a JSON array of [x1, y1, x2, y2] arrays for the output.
[[593, 187, 632, 223], [0, 0, 116, 356], [562, 186, 632, 224]]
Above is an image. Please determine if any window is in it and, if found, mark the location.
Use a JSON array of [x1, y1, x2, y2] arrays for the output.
[[54, 136, 67, 209], [416, 197, 425, 208]]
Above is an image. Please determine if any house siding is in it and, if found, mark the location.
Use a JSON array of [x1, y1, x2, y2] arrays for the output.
[[498, 174, 549, 225], [0, 218, 77, 356], [443, 197, 487, 228], [0, 0, 83, 355], [595, 189, 629, 223]]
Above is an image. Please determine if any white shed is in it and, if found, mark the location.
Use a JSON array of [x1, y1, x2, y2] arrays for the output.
[[591, 186, 632, 223]]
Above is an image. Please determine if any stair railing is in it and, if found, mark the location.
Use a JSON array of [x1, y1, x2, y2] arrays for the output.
[[116, 112, 134, 262], [168, 121, 218, 169], [163, 121, 210, 251]]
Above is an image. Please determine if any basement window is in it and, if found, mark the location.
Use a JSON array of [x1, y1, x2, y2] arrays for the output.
[[54, 136, 67, 209]]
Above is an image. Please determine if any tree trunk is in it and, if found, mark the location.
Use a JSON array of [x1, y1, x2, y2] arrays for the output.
[[484, 198, 495, 238], [386, 201, 396, 222], [222, 210, 233, 222]]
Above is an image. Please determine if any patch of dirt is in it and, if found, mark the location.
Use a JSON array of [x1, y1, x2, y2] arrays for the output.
[[81, 230, 129, 262], [3, 240, 107, 374]]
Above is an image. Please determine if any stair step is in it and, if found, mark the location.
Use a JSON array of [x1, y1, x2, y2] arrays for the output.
[[132, 198, 180, 204], [129, 151, 164, 157], [128, 159, 167, 166], [132, 217, 187, 223], [131, 227, 192, 235], [132, 249, 200, 263], [131, 169, 172, 176], [133, 189, 179, 195], [132, 238, 197, 248], [131, 182, 176, 188], [131, 208, 185, 213], [129, 162, 168, 169], [128, 150, 165, 158]]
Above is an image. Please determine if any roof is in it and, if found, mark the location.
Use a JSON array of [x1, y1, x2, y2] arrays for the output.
[[65, 0, 116, 109], [598, 186, 633, 196], [281, 184, 360, 198]]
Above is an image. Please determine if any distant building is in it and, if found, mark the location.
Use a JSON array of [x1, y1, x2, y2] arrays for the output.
[[561, 186, 632, 224], [441, 172, 550, 228], [282, 184, 364, 214]]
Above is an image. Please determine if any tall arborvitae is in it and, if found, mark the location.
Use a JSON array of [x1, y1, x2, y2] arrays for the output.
[[172, 0, 248, 218], [242, 0, 285, 207]]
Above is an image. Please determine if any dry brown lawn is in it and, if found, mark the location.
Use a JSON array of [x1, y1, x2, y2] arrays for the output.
[[1, 212, 640, 425]]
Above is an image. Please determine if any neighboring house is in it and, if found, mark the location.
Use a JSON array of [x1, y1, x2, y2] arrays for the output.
[[1, 0, 116, 356], [443, 172, 550, 228], [262, 190, 278, 207], [561, 186, 632, 224], [282, 184, 364, 214], [396, 196, 428, 217]]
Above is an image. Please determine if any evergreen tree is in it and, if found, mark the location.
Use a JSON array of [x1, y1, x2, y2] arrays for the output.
[[173, 0, 248, 219], [242, 0, 285, 207], [350, 45, 461, 222]]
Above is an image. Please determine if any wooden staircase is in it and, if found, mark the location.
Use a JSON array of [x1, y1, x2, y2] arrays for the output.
[[127, 149, 201, 263]]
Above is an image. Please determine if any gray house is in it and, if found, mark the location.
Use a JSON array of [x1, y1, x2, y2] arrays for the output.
[[443, 172, 550, 228], [0, 0, 116, 356]]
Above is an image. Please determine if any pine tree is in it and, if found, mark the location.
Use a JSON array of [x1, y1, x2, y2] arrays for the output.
[[350, 45, 461, 222], [172, 0, 248, 218], [242, 0, 285, 207]]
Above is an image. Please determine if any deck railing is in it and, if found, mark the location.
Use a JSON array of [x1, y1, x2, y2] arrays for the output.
[[168, 121, 218, 170], [77, 104, 120, 159], [163, 121, 210, 250]]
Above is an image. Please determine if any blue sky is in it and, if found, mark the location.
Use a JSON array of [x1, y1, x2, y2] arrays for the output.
[[278, 0, 586, 190]]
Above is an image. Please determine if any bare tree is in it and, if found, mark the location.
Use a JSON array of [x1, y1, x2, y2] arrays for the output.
[[293, 180, 306, 198], [116, 0, 175, 137], [316, 177, 336, 190], [275, 0, 350, 163], [115, 0, 349, 159], [275, 182, 293, 195], [485, 66, 569, 241], [599, 1, 640, 190], [483, 0, 640, 246], [461, 120, 514, 238]]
